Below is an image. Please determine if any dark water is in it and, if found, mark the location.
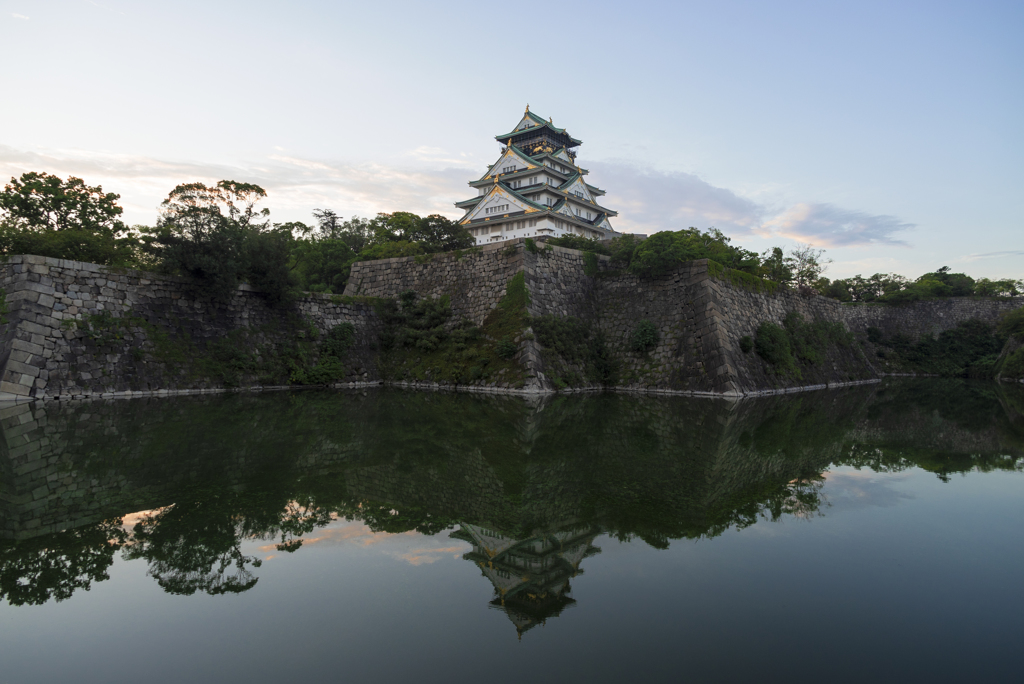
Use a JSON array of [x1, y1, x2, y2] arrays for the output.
[[1, 380, 1023, 684]]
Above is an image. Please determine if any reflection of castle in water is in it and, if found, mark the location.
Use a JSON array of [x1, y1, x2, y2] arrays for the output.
[[453, 522, 601, 638]]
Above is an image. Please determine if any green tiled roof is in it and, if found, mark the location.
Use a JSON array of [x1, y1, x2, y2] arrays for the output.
[[495, 111, 582, 145]]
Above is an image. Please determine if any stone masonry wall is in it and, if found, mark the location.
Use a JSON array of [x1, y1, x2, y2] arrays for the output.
[[0, 255, 382, 401], [343, 240, 524, 326], [0, 248, 1019, 402], [840, 297, 1024, 339]]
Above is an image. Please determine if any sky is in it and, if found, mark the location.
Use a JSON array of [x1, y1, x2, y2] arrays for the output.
[[0, 0, 1021, 280]]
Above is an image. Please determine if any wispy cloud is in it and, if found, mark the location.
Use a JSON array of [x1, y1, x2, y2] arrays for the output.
[[0, 144, 469, 225], [759, 202, 914, 247], [589, 161, 765, 237], [11, 13, 29, 19], [0, 143, 916, 249], [963, 250, 1024, 261], [253, 518, 470, 566]]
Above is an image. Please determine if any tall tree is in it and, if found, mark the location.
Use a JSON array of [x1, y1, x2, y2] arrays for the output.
[[0, 172, 139, 265]]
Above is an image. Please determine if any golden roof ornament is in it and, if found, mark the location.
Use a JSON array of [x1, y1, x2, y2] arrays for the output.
[[525, 103, 530, 112]]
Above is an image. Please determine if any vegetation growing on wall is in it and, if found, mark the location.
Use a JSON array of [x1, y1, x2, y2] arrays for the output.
[[531, 315, 617, 388], [707, 260, 779, 294], [754, 312, 853, 379], [865, 318, 1006, 378], [629, 319, 659, 354], [994, 307, 1024, 380], [374, 272, 530, 387], [66, 310, 357, 388]]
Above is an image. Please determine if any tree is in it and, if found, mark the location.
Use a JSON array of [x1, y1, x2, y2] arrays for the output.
[[0, 519, 127, 606], [145, 180, 296, 303], [627, 227, 761, 278], [760, 247, 794, 284], [975, 278, 1024, 297], [288, 209, 360, 294], [403, 214, 474, 253], [0, 172, 140, 265], [0, 171, 126, 233], [365, 212, 473, 253], [786, 244, 831, 287]]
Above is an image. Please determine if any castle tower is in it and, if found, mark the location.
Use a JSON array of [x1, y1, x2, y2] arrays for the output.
[[456, 107, 619, 244], [452, 521, 602, 638]]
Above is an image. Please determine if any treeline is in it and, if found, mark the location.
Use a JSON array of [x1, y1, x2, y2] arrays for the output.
[[0, 172, 474, 304], [1, 172, 1019, 307], [549, 230, 1022, 302], [816, 268, 1022, 303]]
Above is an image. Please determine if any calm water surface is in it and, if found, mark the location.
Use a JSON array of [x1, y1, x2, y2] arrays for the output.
[[1, 380, 1022, 683]]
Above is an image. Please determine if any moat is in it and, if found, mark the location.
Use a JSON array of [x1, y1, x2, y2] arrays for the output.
[[1, 379, 1022, 683]]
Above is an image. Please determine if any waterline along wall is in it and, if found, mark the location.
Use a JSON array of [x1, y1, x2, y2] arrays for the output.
[[0, 246, 1020, 401]]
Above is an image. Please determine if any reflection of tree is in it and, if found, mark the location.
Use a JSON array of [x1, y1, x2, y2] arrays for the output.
[[123, 502, 262, 595], [0, 519, 126, 606], [6, 380, 1021, 606]]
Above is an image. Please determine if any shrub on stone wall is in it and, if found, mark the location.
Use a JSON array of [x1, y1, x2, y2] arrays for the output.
[[629, 319, 659, 354], [863, 318, 1005, 377], [532, 315, 618, 386], [373, 273, 529, 387], [755, 322, 797, 376]]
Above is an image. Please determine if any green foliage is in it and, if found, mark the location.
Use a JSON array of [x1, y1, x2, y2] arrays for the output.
[[356, 240, 424, 262], [755, 322, 797, 376], [629, 319, 659, 354], [782, 312, 852, 365], [785, 245, 831, 287], [321, 322, 355, 358], [143, 180, 297, 305], [754, 313, 852, 378], [739, 335, 753, 353], [546, 234, 610, 255], [759, 247, 793, 284], [583, 250, 599, 277], [998, 346, 1024, 380], [975, 278, 1024, 297], [366, 212, 474, 253], [867, 319, 1006, 377], [0, 172, 140, 266], [524, 237, 538, 254], [374, 272, 530, 386], [998, 307, 1024, 337], [290, 323, 355, 385], [0, 519, 128, 606], [531, 315, 618, 386], [708, 260, 778, 294], [823, 266, 1021, 304], [629, 228, 760, 278], [496, 336, 518, 359]]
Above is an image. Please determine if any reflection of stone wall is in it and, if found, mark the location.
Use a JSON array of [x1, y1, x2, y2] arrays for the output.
[[4, 382, 1022, 543], [0, 387, 875, 541]]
